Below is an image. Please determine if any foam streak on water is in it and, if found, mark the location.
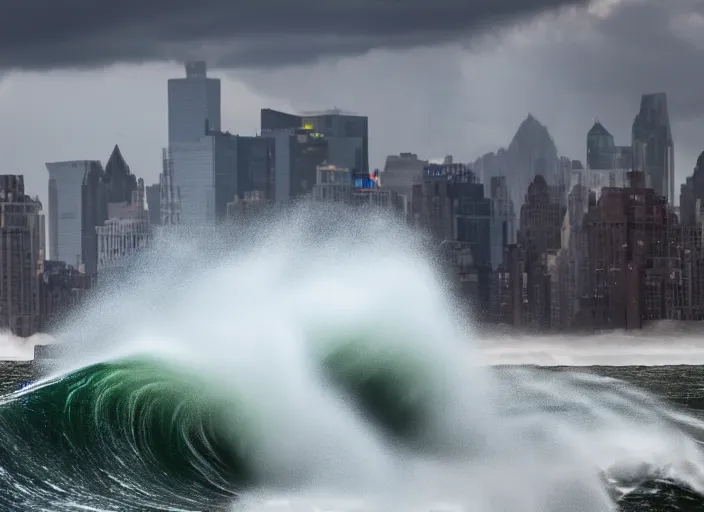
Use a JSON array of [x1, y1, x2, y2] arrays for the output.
[[0, 206, 703, 512], [480, 324, 704, 366]]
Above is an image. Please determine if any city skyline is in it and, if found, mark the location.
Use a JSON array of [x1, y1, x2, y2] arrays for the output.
[[0, 0, 702, 209], [2, 66, 703, 334]]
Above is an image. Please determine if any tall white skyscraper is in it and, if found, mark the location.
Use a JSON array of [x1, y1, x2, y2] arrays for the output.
[[168, 61, 221, 145]]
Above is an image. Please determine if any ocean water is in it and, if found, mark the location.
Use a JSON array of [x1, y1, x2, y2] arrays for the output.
[[1, 362, 703, 511], [1, 206, 704, 512]]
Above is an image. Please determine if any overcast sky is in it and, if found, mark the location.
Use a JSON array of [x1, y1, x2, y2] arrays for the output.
[[0, 0, 702, 209]]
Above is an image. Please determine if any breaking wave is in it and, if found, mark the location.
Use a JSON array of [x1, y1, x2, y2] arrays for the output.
[[0, 206, 703, 511]]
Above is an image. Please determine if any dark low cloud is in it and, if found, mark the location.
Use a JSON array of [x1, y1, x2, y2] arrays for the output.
[[546, 0, 703, 116], [228, 0, 704, 177], [0, 0, 587, 70], [534, 0, 704, 170]]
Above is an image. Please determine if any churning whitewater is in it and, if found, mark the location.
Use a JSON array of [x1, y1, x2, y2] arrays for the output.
[[2, 207, 704, 511]]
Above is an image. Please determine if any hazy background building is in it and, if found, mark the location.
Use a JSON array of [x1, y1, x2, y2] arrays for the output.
[[81, 163, 108, 277], [301, 109, 368, 174], [680, 151, 704, 226], [37, 206, 46, 268], [260, 108, 301, 135], [104, 144, 137, 204], [312, 164, 352, 203], [290, 126, 329, 198], [159, 149, 180, 225], [0, 175, 42, 336], [260, 108, 368, 203], [165, 62, 254, 225], [97, 179, 150, 276], [632, 93, 675, 204], [168, 131, 275, 224], [489, 176, 517, 269], [587, 121, 617, 170], [230, 135, 275, 205], [211, 132, 274, 219], [168, 138, 217, 225], [380, 153, 427, 196], [260, 112, 331, 203], [145, 183, 161, 226], [168, 61, 221, 145], [46, 160, 101, 267]]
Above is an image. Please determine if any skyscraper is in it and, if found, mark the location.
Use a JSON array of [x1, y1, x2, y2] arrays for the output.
[[228, 135, 275, 209], [260, 108, 301, 135], [169, 131, 275, 224], [168, 61, 221, 145], [632, 93, 674, 204], [301, 109, 368, 174], [46, 161, 94, 266], [260, 108, 367, 202], [586, 121, 616, 170], [381, 153, 428, 196], [0, 175, 42, 336], [97, 179, 150, 279], [105, 144, 137, 204], [145, 183, 161, 226], [290, 128, 328, 197], [46, 160, 107, 273], [166, 61, 224, 225], [261, 108, 368, 174], [167, 138, 218, 225], [679, 151, 704, 226], [37, 203, 46, 268], [159, 149, 181, 226], [81, 164, 109, 276]]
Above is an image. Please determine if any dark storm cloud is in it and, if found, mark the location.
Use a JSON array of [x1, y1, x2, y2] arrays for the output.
[[535, 0, 704, 169], [552, 0, 704, 117], [0, 0, 588, 70], [227, 0, 703, 176]]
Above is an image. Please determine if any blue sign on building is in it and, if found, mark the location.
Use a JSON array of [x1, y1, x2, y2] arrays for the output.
[[353, 173, 377, 190]]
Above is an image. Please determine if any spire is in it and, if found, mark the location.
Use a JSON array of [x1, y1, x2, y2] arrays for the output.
[[588, 120, 612, 137], [105, 144, 137, 204], [106, 144, 130, 178]]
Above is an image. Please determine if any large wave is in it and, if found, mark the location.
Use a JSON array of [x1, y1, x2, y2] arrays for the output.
[[0, 357, 257, 510], [1, 206, 704, 511]]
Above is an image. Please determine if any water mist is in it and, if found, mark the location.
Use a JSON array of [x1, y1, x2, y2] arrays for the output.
[[0, 205, 703, 512]]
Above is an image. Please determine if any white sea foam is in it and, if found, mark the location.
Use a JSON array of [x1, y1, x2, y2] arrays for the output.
[[479, 326, 704, 366], [0, 331, 54, 361], [13, 205, 704, 511]]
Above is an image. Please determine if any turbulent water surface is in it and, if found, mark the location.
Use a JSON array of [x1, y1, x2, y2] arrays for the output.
[[1, 209, 704, 512], [1, 362, 704, 511]]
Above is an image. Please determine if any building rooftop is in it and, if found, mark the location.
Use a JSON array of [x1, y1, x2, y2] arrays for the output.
[[588, 120, 612, 138], [301, 107, 359, 117]]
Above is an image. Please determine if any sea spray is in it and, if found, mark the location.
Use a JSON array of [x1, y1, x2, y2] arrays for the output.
[[0, 205, 702, 511]]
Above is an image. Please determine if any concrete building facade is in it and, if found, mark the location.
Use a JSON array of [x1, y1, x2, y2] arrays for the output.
[[381, 153, 427, 196], [0, 175, 42, 336], [97, 180, 150, 274]]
